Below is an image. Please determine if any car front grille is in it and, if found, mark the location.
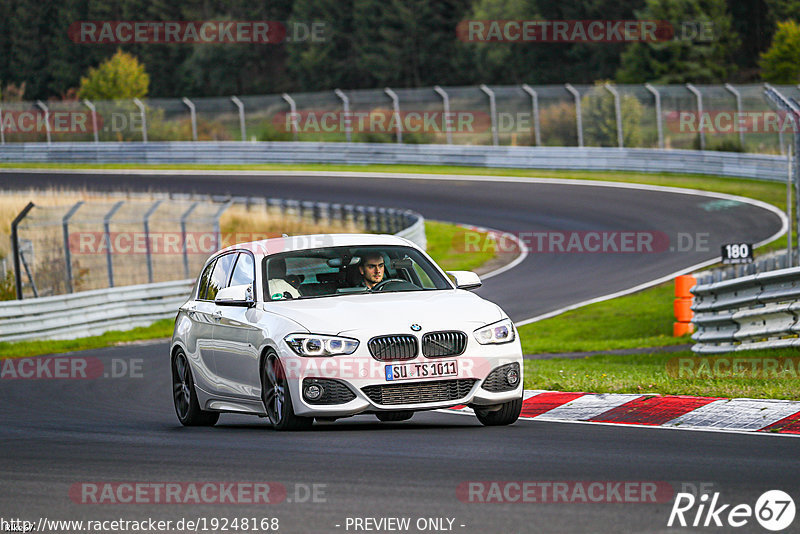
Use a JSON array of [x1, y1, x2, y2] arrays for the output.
[[368, 335, 418, 361], [361, 379, 477, 405], [482, 363, 521, 392], [302, 378, 356, 405], [422, 331, 467, 357]]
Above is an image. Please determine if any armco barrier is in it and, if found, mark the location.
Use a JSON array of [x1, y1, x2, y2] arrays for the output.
[[0, 279, 195, 342], [0, 142, 789, 182], [691, 266, 800, 353]]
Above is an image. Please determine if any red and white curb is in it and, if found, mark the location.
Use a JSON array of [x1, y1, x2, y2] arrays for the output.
[[447, 390, 800, 436]]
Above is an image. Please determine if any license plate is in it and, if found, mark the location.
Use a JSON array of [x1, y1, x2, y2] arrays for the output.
[[385, 360, 458, 381]]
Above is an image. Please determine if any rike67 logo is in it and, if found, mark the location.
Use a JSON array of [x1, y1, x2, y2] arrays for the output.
[[668, 490, 795, 531]]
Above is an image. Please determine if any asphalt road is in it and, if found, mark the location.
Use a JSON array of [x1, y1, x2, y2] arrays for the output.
[[1, 170, 794, 534]]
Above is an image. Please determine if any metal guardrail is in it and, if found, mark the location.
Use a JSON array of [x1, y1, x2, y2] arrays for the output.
[[0, 279, 195, 342], [691, 266, 800, 353], [0, 142, 790, 181]]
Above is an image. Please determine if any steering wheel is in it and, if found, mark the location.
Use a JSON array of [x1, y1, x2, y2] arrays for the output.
[[372, 278, 411, 291]]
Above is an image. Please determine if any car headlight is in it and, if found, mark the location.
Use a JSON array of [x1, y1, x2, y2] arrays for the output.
[[284, 334, 359, 356], [473, 318, 515, 345]]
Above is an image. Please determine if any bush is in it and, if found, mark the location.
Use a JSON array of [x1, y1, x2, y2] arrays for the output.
[[538, 101, 578, 146], [78, 50, 149, 101], [581, 82, 643, 147]]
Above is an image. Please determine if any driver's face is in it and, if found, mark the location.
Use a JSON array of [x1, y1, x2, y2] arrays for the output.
[[359, 257, 385, 288]]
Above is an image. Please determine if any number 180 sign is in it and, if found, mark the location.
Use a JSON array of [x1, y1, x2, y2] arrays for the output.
[[722, 243, 753, 264]]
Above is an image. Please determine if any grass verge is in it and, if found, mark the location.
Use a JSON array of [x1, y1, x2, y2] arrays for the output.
[[523, 349, 800, 400], [0, 220, 495, 360], [517, 282, 686, 355]]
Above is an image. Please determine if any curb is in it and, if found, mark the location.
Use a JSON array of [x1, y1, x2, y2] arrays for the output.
[[449, 390, 800, 436]]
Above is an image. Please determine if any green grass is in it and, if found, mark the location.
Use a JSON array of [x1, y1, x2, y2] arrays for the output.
[[524, 349, 800, 400], [518, 282, 687, 355], [0, 319, 174, 359], [425, 220, 495, 272], [0, 220, 495, 360]]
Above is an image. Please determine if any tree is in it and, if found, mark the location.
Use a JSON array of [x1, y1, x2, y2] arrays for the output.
[[582, 82, 643, 147], [616, 0, 740, 83], [77, 50, 149, 101], [760, 20, 800, 82]]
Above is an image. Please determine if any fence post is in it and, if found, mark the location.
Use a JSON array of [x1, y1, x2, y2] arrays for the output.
[[686, 83, 705, 150], [384, 87, 402, 144], [724, 83, 745, 149], [180, 202, 199, 279], [433, 86, 453, 145], [604, 83, 624, 148], [103, 201, 124, 287], [182, 97, 198, 141], [644, 83, 664, 149], [11, 202, 35, 300], [133, 98, 148, 143], [334, 89, 352, 143], [36, 100, 51, 144], [143, 200, 163, 284], [230, 96, 246, 141], [62, 201, 84, 294], [479, 84, 499, 146], [1, 105, 6, 144], [521, 84, 541, 146], [281, 93, 298, 141], [564, 84, 583, 147], [212, 201, 232, 251], [83, 99, 99, 143]]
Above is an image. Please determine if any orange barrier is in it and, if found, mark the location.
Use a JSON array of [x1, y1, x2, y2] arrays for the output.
[[673, 275, 696, 337]]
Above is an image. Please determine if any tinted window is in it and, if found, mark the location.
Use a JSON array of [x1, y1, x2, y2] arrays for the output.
[[205, 253, 237, 301], [229, 252, 255, 287], [197, 259, 216, 300]]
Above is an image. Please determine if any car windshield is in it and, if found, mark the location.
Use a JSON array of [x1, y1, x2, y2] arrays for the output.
[[262, 245, 451, 301]]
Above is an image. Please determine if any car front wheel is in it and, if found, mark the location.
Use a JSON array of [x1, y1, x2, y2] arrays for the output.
[[172, 349, 219, 427], [475, 396, 522, 426], [261, 351, 313, 431]]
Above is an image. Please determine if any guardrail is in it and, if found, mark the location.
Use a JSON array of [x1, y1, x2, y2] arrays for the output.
[[691, 266, 800, 353], [0, 142, 790, 182], [0, 279, 194, 342]]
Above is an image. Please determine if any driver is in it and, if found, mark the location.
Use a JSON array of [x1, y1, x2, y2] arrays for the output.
[[358, 251, 385, 289]]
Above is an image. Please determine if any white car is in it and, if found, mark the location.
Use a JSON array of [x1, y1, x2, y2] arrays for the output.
[[170, 233, 523, 430]]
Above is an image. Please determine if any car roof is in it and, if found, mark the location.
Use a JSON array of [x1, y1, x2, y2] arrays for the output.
[[217, 233, 417, 258]]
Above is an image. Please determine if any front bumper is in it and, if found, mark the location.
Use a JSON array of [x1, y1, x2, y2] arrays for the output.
[[282, 339, 523, 417]]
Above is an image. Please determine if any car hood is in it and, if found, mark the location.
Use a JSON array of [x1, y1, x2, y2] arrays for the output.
[[262, 290, 505, 336]]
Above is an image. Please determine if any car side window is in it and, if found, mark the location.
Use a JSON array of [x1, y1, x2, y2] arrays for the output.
[[229, 252, 255, 288], [197, 259, 217, 300], [205, 253, 237, 301]]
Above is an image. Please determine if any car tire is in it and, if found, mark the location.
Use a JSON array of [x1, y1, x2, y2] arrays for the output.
[[261, 351, 313, 431], [172, 349, 220, 427], [375, 411, 414, 422], [475, 396, 522, 426]]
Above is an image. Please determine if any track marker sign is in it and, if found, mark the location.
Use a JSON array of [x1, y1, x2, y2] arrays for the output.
[[721, 243, 753, 264]]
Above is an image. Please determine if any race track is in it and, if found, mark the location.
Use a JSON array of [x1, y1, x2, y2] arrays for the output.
[[1, 169, 795, 534]]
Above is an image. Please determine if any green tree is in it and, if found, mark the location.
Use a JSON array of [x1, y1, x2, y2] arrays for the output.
[[616, 0, 740, 83], [77, 49, 150, 101], [760, 20, 800, 82]]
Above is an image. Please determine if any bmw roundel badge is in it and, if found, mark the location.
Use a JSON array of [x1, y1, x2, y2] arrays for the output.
[[410, 324, 422, 331]]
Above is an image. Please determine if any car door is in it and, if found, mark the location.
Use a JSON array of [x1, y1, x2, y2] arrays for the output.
[[211, 251, 263, 399], [194, 252, 238, 393]]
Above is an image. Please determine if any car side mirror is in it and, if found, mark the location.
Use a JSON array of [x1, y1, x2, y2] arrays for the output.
[[446, 271, 482, 290], [215, 284, 255, 307]]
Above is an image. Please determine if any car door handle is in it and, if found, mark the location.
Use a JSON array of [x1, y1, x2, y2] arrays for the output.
[[213, 310, 223, 321]]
